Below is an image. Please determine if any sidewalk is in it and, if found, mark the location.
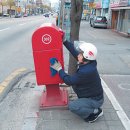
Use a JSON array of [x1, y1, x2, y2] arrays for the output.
[[0, 46, 127, 130], [30, 73, 125, 130], [0, 72, 126, 130]]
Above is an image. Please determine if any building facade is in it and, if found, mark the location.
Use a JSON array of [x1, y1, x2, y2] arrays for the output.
[[110, 0, 130, 35], [94, 0, 102, 16], [93, 0, 130, 36]]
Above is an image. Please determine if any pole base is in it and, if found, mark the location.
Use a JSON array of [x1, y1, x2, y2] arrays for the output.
[[40, 84, 68, 109]]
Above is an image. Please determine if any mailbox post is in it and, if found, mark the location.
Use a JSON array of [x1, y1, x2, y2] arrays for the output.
[[32, 23, 68, 108]]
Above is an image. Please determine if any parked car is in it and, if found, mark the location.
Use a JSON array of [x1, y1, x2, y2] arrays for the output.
[[15, 14, 22, 18], [43, 13, 49, 17], [90, 16, 108, 29], [3, 13, 9, 17]]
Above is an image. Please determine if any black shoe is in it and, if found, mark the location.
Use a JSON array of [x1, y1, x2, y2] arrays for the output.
[[84, 108, 103, 123]]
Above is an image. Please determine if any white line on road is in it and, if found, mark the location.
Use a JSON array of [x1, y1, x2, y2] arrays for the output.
[[0, 27, 10, 32], [101, 79, 130, 130], [19, 23, 27, 26]]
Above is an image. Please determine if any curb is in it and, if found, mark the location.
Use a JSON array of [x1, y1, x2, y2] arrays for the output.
[[0, 68, 34, 102], [112, 29, 130, 38]]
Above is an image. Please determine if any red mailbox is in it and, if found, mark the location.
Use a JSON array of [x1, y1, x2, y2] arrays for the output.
[[32, 23, 68, 108], [32, 23, 64, 85]]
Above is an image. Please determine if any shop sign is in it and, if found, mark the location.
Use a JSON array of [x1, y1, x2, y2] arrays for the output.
[[89, 2, 94, 8], [83, 10, 87, 14], [96, 2, 101, 8], [90, 2, 96, 8], [110, 0, 120, 7], [87, 0, 94, 2], [119, 0, 128, 6], [128, 0, 130, 5], [93, 3, 96, 8], [102, 0, 110, 8], [93, 0, 102, 8]]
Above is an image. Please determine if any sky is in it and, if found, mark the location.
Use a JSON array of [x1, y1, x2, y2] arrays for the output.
[[50, 0, 59, 3]]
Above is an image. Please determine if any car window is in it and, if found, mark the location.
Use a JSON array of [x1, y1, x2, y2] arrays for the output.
[[102, 17, 107, 21], [96, 17, 107, 21], [96, 17, 102, 20]]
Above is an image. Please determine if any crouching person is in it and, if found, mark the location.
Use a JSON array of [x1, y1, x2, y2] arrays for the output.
[[50, 40, 104, 123]]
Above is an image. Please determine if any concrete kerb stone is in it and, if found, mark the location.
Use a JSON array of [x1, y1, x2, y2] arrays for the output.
[[0, 68, 34, 102]]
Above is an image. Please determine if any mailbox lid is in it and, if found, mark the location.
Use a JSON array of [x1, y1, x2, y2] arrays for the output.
[[32, 23, 64, 51], [33, 49, 64, 85]]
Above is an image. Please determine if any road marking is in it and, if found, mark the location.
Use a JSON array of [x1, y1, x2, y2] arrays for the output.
[[101, 79, 130, 130], [0, 27, 10, 32], [101, 74, 130, 77], [118, 83, 130, 91], [0, 68, 27, 94], [19, 23, 27, 26]]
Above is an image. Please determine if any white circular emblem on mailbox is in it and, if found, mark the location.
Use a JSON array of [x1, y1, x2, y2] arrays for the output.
[[42, 34, 52, 44]]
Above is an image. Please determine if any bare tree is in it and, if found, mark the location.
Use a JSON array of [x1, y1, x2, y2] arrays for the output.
[[7, 0, 15, 17], [0, 0, 7, 15], [68, 0, 83, 75]]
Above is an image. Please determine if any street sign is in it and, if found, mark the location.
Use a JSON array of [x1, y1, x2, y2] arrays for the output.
[[63, 2, 71, 40]]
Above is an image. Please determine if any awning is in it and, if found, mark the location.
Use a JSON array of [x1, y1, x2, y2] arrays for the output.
[[111, 6, 130, 10]]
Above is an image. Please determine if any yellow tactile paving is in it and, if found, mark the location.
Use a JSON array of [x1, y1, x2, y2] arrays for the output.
[[0, 68, 27, 94], [0, 81, 9, 87], [0, 86, 5, 93]]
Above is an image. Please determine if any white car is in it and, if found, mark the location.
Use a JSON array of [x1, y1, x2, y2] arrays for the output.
[[90, 16, 108, 29]]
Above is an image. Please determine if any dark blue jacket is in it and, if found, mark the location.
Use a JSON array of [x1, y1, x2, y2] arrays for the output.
[[59, 40, 103, 98]]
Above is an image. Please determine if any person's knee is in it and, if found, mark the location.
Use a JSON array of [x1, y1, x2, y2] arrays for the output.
[[68, 101, 79, 112]]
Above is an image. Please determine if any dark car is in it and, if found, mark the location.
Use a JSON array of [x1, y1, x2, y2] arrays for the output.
[[43, 13, 49, 17], [15, 14, 22, 18], [90, 16, 107, 29]]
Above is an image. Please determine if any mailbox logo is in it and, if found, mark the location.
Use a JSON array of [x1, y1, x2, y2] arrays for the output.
[[42, 34, 52, 44]]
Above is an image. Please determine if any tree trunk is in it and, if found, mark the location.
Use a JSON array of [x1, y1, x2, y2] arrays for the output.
[[9, 6, 11, 17], [2, 5, 3, 16], [68, 0, 83, 75]]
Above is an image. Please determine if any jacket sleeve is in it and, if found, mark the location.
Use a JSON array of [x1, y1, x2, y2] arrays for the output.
[[63, 40, 79, 60], [59, 69, 81, 86]]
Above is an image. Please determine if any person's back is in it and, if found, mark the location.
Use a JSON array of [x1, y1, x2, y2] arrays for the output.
[[73, 60, 103, 99]]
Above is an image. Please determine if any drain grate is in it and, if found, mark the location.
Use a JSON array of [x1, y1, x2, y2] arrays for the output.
[[24, 82, 36, 88]]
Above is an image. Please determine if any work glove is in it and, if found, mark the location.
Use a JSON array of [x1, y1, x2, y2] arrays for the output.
[[50, 61, 62, 72]]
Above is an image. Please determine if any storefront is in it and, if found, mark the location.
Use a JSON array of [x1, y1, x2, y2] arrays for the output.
[[111, 0, 130, 35], [93, 0, 102, 16]]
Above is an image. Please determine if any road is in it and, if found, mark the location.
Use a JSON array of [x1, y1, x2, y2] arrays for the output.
[[0, 16, 130, 127], [0, 16, 56, 83]]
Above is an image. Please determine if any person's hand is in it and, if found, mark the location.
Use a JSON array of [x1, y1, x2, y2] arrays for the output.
[[50, 61, 62, 72]]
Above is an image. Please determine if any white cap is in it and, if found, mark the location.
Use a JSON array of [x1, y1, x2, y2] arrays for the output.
[[75, 41, 97, 60]]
